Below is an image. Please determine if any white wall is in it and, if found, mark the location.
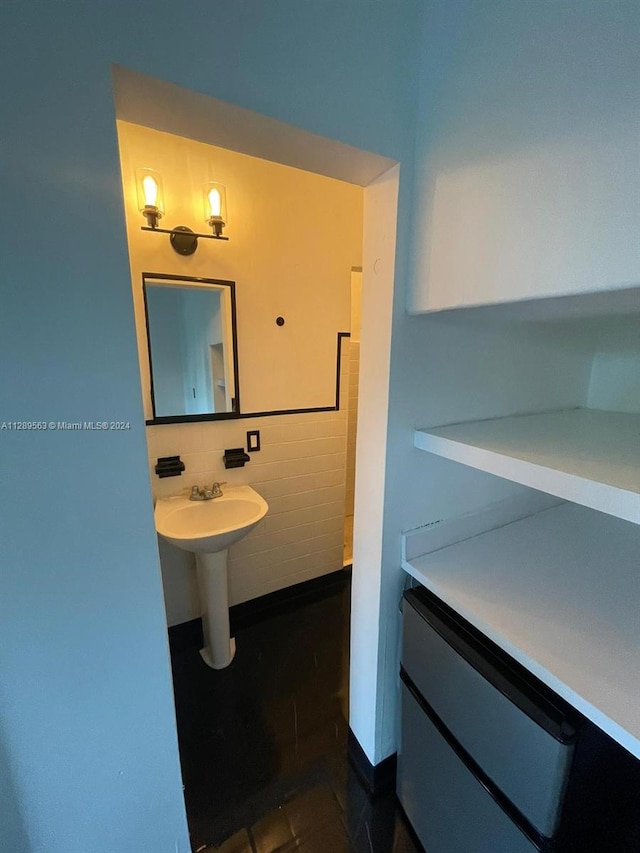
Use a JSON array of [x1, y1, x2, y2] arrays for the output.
[[117, 122, 362, 619], [0, 1, 421, 849], [588, 316, 640, 414], [117, 120, 363, 417], [149, 351, 350, 625]]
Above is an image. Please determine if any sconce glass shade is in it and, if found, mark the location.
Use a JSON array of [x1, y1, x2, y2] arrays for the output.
[[136, 168, 164, 228], [203, 182, 227, 236]]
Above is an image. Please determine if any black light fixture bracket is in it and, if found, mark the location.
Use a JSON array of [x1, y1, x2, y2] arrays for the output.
[[141, 224, 229, 256]]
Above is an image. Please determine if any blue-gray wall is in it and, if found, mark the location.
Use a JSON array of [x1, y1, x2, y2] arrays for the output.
[[4, 2, 634, 847], [0, 2, 421, 850]]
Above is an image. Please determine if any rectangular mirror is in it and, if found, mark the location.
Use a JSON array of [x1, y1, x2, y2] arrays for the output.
[[143, 274, 240, 422]]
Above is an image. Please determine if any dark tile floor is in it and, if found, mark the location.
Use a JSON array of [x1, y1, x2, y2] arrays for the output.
[[170, 576, 421, 853]]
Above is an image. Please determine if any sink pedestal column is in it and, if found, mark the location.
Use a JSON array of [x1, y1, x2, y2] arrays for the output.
[[196, 550, 236, 669]]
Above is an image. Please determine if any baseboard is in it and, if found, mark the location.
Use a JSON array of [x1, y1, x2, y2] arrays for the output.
[[231, 567, 348, 632], [168, 568, 349, 654], [347, 728, 397, 797]]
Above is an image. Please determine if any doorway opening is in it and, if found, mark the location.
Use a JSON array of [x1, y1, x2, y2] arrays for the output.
[[112, 62, 400, 843]]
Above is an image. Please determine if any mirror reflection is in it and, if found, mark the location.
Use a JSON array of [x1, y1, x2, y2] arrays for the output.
[[143, 275, 239, 420]]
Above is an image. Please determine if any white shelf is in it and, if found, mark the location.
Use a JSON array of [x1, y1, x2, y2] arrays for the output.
[[414, 408, 640, 524], [402, 503, 640, 759], [417, 283, 640, 322]]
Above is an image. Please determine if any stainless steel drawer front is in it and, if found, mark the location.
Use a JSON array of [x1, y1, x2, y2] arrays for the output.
[[398, 683, 539, 853], [402, 594, 573, 836]]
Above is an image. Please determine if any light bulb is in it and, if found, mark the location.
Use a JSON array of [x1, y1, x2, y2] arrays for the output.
[[202, 181, 227, 236], [208, 187, 221, 218], [136, 169, 164, 228], [142, 175, 158, 208]]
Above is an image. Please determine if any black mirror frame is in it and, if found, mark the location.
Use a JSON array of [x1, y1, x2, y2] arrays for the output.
[[142, 272, 241, 425]]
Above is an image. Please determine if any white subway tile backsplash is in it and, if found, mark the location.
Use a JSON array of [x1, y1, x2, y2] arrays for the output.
[[241, 452, 346, 482], [231, 530, 343, 573], [177, 451, 223, 476], [252, 468, 344, 499], [148, 398, 349, 621], [146, 423, 202, 457], [227, 579, 259, 605], [259, 418, 346, 444], [243, 410, 342, 427], [227, 530, 343, 580], [151, 474, 192, 500], [261, 502, 344, 535], [274, 561, 343, 588], [265, 484, 345, 516], [230, 516, 343, 560], [249, 436, 346, 465], [343, 339, 360, 564], [264, 546, 344, 586]]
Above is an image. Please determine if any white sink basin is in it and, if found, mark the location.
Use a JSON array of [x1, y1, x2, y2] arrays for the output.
[[154, 484, 269, 670], [155, 484, 268, 553]]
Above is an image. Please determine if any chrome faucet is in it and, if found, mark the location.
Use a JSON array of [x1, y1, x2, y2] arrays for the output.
[[190, 482, 226, 501]]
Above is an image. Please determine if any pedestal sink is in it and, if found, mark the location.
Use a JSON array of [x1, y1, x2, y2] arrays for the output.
[[155, 484, 268, 669]]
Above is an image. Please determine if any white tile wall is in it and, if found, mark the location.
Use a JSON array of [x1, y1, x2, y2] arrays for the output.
[[345, 342, 360, 518], [147, 343, 350, 624]]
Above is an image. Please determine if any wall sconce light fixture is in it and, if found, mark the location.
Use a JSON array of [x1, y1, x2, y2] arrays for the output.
[[136, 168, 164, 229], [138, 169, 229, 255], [203, 182, 227, 238]]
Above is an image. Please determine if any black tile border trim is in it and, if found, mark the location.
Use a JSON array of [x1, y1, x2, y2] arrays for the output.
[[168, 568, 349, 654], [347, 728, 397, 797], [147, 331, 350, 425]]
